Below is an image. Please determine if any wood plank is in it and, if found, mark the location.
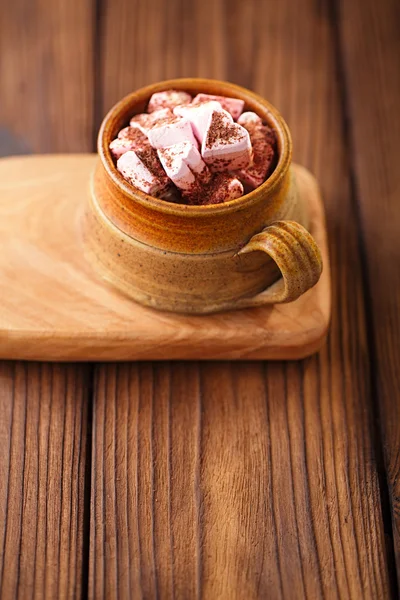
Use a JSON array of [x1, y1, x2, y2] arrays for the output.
[[0, 156, 329, 361], [0, 363, 89, 599], [91, 358, 391, 599], [99, 0, 227, 119], [91, 0, 392, 597], [338, 0, 400, 581], [0, 0, 94, 153], [0, 0, 95, 597]]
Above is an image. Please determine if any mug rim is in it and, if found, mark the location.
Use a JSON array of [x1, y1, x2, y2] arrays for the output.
[[98, 78, 292, 216]]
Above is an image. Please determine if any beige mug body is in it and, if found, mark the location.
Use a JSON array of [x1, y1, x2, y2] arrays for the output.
[[84, 78, 322, 314]]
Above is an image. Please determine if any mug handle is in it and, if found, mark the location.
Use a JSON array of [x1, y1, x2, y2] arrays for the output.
[[236, 220, 323, 306]]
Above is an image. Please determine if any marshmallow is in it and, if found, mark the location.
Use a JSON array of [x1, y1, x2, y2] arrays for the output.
[[118, 126, 149, 143], [192, 94, 245, 120], [130, 108, 173, 134], [174, 101, 222, 143], [148, 90, 192, 113], [186, 173, 244, 205], [116, 95, 275, 203], [109, 126, 149, 159], [158, 141, 210, 192], [110, 138, 138, 159], [201, 109, 253, 171], [237, 112, 277, 189], [237, 111, 262, 128], [147, 116, 198, 149], [117, 148, 169, 196]]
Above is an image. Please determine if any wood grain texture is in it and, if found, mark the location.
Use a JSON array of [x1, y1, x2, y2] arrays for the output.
[[338, 0, 400, 579], [0, 0, 94, 597], [0, 0, 94, 153], [98, 0, 227, 121], [90, 0, 392, 597], [0, 363, 89, 599], [90, 359, 390, 599], [0, 156, 329, 361]]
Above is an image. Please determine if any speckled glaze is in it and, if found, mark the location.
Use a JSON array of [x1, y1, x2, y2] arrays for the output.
[[84, 78, 323, 314]]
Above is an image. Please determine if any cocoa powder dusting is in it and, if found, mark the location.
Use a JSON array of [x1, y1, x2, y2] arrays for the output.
[[119, 127, 148, 144], [240, 121, 277, 180], [252, 125, 277, 177], [159, 146, 185, 170], [136, 147, 168, 185], [205, 112, 243, 148], [113, 96, 278, 204], [184, 173, 233, 206], [152, 115, 180, 128], [162, 149, 174, 170]]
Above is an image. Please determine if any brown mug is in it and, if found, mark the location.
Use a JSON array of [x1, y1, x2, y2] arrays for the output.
[[84, 78, 322, 314]]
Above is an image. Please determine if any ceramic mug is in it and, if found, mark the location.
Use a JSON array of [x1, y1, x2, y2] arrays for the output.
[[84, 78, 322, 314]]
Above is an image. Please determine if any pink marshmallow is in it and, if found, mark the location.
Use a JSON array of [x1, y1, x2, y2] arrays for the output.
[[110, 138, 138, 159], [237, 111, 262, 128], [147, 116, 197, 149], [109, 126, 149, 159], [130, 108, 173, 134], [118, 126, 149, 143], [117, 148, 169, 196], [201, 109, 253, 172], [174, 101, 221, 143], [158, 142, 210, 192], [186, 173, 244, 205], [237, 112, 277, 189], [192, 94, 245, 120], [147, 89, 192, 113]]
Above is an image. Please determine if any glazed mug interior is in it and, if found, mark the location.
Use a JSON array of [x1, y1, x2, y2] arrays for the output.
[[84, 78, 322, 314]]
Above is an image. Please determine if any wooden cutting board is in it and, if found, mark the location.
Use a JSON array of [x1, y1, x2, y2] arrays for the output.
[[0, 155, 330, 361]]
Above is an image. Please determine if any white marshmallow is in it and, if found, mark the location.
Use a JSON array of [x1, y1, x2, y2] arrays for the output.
[[208, 175, 244, 204], [117, 150, 168, 196], [193, 93, 245, 120], [173, 101, 222, 143], [109, 126, 149, 159], [130, 108, 173, 134], [237, 111, 263, 127], [110, 138, 137, 159], [147, 117, 197, 149], [158, 141, 210, 191], [238, 112, 276, 189], [186, 173, 244, 205], [221, 176, 244, 201], [148, 90, 192, 112], [117, 125, 148, 143], [201, 109, 253, 171]]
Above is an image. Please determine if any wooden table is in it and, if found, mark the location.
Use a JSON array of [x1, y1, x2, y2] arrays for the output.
[[0, 0, 399, 597]]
